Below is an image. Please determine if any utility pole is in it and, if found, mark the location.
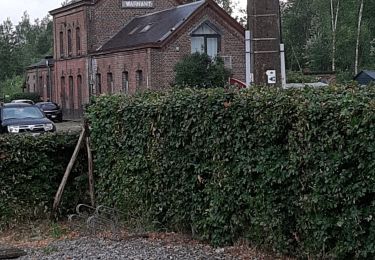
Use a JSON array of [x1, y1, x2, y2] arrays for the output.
[[248, 0, 282, 86]]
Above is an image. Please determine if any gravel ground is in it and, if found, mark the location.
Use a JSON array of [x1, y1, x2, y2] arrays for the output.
[[55, 120, 82, 133], [17, 237, 243, 260]]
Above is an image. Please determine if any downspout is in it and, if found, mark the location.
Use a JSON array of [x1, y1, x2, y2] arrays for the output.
[[36, 67, 39, 95], [245, 30, 252, 86], [47, 60, 52, 100], [279, 1, 286, 87], [280, 44, 286, 87], [147, 48, 152, 89]]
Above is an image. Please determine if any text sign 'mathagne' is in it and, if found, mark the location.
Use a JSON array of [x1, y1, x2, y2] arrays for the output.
[[122, 0, 154, 8]]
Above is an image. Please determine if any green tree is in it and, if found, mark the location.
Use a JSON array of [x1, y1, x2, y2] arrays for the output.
[[174, 53, 231, 88], [214, 0, 234, 15], [282, 0, 375, 77], [0, 19, 16, 81], [0, 13, 52, 97]]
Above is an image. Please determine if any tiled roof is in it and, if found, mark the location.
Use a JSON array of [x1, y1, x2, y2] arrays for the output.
[[27, 57, 55, 69], [363, 70, 375, 79], [99, 1, 205, 51]]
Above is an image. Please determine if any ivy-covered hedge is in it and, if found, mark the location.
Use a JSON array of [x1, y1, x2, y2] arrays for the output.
[[0, 133, 87, 227], [86, 86, 375, 258]]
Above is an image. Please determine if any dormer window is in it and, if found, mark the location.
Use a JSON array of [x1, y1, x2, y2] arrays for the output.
[[191, 22, 221, 58], [140, 23, 154, 33], [129, 25, 141, 35]]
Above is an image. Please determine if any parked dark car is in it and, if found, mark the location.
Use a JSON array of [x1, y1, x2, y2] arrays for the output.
[[0, 103, 56, 134], [35, 102, 63, 122]]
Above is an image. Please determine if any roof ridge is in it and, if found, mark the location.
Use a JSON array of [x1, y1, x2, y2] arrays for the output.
[[135, 0, 205, 19]]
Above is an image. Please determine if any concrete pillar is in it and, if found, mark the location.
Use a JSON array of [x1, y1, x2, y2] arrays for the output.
[[248, 0, 281, 86]]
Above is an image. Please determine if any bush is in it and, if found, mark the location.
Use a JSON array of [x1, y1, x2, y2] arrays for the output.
[[0, 133, 88, 228], [287, 70, 316, 83], [86, 85, 375, 258], [0, 75, 24, 99], [174, 53, 231, 88], [11, 92, 41, 103]]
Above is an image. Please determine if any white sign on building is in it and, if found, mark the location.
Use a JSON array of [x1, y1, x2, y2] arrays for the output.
[[122, 0, 153, 8], [266, 70, 276, 84]]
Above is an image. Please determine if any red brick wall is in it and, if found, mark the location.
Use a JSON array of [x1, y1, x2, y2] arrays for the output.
[[92, 49, 150, 94], [151, 6, 245, 87], [26, 67, 54, 101], [88, 0, 180, 51], [53, 6, 88, 60], [54, 58, 88, 117], [26, 69, 38, 94], [52, 4, 90, 117], [92, 5, 245, 90], [47, 0, 245, 118]]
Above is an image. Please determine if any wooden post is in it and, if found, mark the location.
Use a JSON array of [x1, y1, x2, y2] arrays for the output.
[[0, 247, 27, 259], [53, 127, 86, 211], [85, 120, 95, 207]]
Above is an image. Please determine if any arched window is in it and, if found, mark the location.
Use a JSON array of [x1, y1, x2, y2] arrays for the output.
[[136, 70, 143, 89], [76, 27, 81, 54], [60, 31, 64, 57], [67, 29, 72, 56], [69, 76, 74, 109], [107, 72, 113, 94], [60, 76, 66, 109], [191, 22, 221, 58], [122, 71, 129, 93], [95, 73, 102, 95], [39, 75, 43, 96], [77, 75, 82, 110]]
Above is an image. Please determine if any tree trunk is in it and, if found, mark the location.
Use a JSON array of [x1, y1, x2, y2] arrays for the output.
[[355, 0, 364, 75], [330, 0, 340, 72]]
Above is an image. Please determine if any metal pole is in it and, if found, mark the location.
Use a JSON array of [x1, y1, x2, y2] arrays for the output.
[[280, 44, 287, 87], [47, 59, 52, 101], [245, 30, 252, 86]]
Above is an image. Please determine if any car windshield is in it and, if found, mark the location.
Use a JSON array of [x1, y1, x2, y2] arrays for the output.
[[2, 107, 44, 120]]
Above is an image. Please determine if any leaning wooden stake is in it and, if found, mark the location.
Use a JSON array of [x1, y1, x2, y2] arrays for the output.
[[85, 119, 95, 206], [53, 127, 86, 212]]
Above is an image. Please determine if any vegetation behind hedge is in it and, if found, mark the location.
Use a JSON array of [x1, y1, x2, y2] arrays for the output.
[[86, 86, 375, 258], [174, 53, 231, 88], [10, 92, 41, 103], [0, 133, 87, 228]]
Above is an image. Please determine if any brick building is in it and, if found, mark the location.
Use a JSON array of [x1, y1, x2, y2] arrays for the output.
[[26, 0, 245, 118], [25, 56, 54, 100]]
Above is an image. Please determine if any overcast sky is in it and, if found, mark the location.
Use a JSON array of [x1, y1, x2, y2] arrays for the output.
[[0, 0, 61, 24], [0, 0, 247, 24]]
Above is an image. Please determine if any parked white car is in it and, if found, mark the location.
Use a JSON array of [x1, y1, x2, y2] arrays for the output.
[[11, 99, 35, 105]]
